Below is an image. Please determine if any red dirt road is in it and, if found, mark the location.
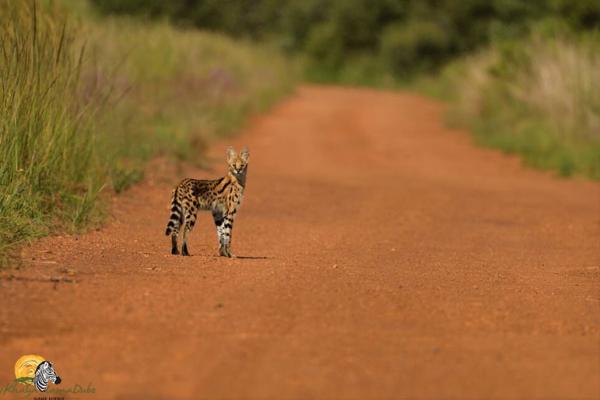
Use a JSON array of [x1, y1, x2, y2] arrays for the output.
[[1, 86, 599, 399]]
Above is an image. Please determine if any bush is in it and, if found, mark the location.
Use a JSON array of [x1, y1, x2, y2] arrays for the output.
[[555, 0, 600, 30], [440, 33, 600, 179], [304, 22, 345, 72], [89, 0, 599, 83], [379, 21, 450, 77]]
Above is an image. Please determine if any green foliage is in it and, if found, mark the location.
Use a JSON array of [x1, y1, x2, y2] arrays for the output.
[[0, 1, 296, 263], [555, 0, 600, 30], [380, 21, 450, 77], [0, 1, 102, 260], [430, 32, 600, 179], [90, 0, 599, 83]]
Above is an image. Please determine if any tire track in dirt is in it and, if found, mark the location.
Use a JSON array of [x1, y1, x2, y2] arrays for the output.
[[1, 86, 599, 399]]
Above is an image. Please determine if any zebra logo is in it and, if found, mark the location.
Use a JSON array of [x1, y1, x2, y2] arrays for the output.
[[14, 355, 62, 392], [33, 360, 62, 392]]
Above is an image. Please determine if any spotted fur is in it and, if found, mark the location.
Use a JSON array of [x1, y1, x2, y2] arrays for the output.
[[165, 147, 249, 257]]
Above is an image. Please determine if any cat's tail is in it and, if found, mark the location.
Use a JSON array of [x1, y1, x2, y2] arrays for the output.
[[165, 188, 183, 236]]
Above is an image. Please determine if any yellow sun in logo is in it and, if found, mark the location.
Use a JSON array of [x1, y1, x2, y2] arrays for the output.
[[14, 355, 45, 384]]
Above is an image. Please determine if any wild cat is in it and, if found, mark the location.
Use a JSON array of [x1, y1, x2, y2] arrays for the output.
[[165, 147, 249, 257]]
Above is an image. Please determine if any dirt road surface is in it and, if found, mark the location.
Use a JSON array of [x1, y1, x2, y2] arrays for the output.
[[1, 86, 599, 400]]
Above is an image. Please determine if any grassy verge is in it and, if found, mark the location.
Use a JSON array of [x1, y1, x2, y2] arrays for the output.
[[0, 1, 296, 263], [416, 31, 600, 180]]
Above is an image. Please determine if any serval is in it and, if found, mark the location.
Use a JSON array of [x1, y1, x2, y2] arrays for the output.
[[165, 147, 249, 257]]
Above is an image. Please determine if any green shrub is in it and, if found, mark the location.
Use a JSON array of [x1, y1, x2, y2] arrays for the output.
[[438, 33, 600, 179], [554, 0, 600, 30], [89, 0, 599, 83], [304, 22, 345, 73], [379, 21, 450, 77]]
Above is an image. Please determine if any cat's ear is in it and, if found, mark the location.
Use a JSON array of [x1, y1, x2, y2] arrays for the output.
[[227, 147, 236, 164], [240, 146, 250, 162]]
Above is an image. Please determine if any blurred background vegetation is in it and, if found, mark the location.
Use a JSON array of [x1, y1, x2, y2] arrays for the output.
[[90, 0, 600, 82], [1, 0, 598, 262], [91, 0, 600, 178]]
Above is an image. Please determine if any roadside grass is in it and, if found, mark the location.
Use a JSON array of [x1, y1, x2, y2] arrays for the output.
[[0, 1, 102, 262], [84, 16, 295, 185], [0, 1, 296, 265], [416, 32, 600, 180]]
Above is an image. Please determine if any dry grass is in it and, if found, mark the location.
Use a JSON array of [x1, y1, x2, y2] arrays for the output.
[[438, 33, 600, 179], [513, 38, 600, 141]]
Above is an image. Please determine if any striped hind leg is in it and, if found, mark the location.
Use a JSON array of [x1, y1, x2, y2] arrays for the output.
[[171, 233, 179, 255], [181, 209, 197, 256], [170, 213, 186, 255]]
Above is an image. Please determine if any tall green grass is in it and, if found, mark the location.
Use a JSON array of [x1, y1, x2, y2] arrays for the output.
[[0, 1, 295, 263], [422, 32, 600, 179], [0, 1, 103, 259]]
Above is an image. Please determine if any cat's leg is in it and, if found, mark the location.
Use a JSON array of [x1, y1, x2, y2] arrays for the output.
[[181, 225, 190, 256], [220, 213, 234, 258], [182, 209, 197, 256], [171, 233, 179, 255], [211, 209, 225, 256], [212, 209, 232, 257]]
